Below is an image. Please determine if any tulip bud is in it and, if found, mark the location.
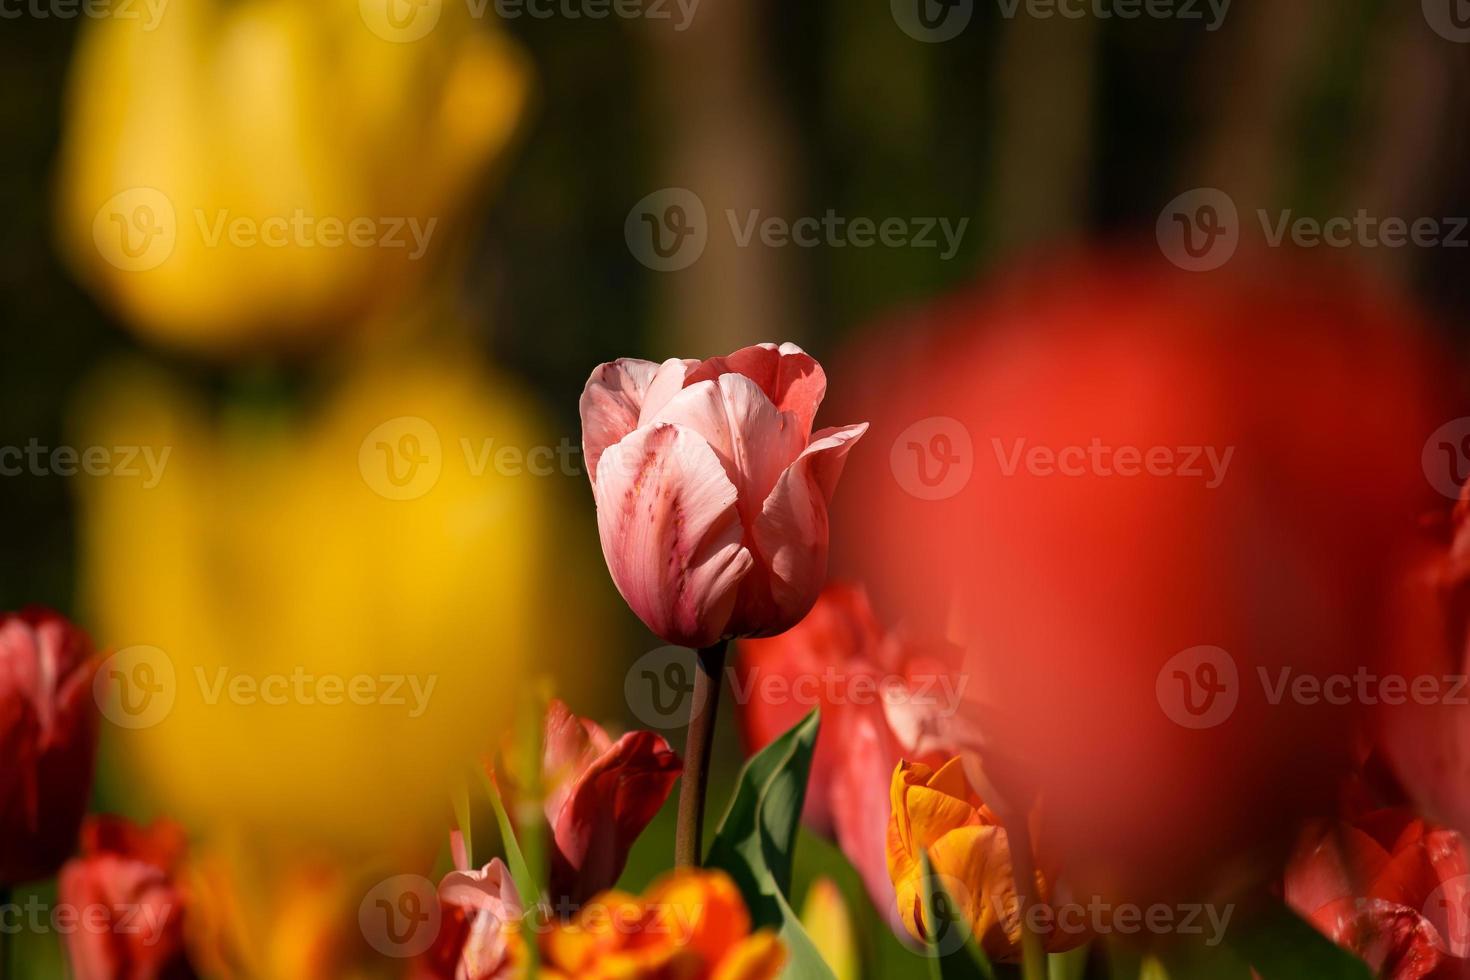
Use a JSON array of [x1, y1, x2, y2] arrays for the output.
[[0, 608, 99, 885], [580, 343, 867, 648], [885, 757, 1088, 962], [58, 815, 192, 979], [541, 699, 682, 909]]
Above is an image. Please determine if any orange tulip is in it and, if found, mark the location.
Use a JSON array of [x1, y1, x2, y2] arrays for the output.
[[538, 869, 785, 980], [886, 756, 1087, 962]]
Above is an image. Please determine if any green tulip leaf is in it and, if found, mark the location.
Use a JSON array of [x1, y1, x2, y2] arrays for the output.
[[706, 707, 837, 980], [1227, 899, 1372, 980], [919, 851, 996, 980]]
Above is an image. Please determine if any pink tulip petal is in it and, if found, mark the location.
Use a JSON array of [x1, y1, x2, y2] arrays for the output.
[[831, 709, 906, 930], [594, 423, 755, 648], [439, 860, 523, 980], [583, 358, 704, 486], [581, 358, 659, 488], [637, 358, 702, 427], [733, 422, 868, 636], [648, 374, 806, 526], [686, 342, 827, 440], [549, 730, 682, 907], [440, 859, 522, 921]]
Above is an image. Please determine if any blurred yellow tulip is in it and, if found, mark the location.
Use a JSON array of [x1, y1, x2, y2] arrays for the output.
[[799, 877, 858, 980], [55, 0, 527, 354], [71, 343, 592, 861], [185, 835, 354, 980]]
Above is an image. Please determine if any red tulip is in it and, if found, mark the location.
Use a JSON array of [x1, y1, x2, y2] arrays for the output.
[[580, 343, 867, 648], [1286, 808, 1470, 979], [541, 700, 681, 908], [735, 583, 962, 925], [833, 252, 1449, 904], [1384, 489, 1470, 842], [0, 607, 99, 885], [57, 815, 192, 980]]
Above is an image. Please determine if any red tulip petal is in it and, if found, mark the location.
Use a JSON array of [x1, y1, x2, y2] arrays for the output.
[[549, 731, 682, 907]]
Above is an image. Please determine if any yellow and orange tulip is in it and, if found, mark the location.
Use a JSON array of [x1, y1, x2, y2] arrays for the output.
[[539, 869, 785, 980], [886, 756, 1087, 962]]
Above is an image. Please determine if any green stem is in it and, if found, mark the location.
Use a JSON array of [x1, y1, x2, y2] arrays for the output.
[[1006, 816, 1048, 980], [0, 884, 11, 980], [674, 641, 727, 868]]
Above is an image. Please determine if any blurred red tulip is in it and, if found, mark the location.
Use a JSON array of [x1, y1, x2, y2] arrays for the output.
[[1383, 488, 1470, 843], [832, 252, 1450, 904], [541, 700, 682, 908], [0, 608, 99, 885], [735, 583, 961, 924], [1286, 808, 1470, 979], [58, 815, 192, 980], [580, 343, 867, 648]]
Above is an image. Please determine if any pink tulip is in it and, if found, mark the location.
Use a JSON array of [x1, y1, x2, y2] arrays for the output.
[[421, 849, 524, 980], [542, 700, 682, 908], [735, 583, 962, 928], [0, 608, 99, 885], [581, 343, 868, 649]]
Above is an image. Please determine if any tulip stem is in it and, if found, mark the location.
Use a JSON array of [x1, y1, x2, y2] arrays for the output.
[[1006, 817, 1047, 980], [0, 885, 10, 980], [675, 640, 727, 868]]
